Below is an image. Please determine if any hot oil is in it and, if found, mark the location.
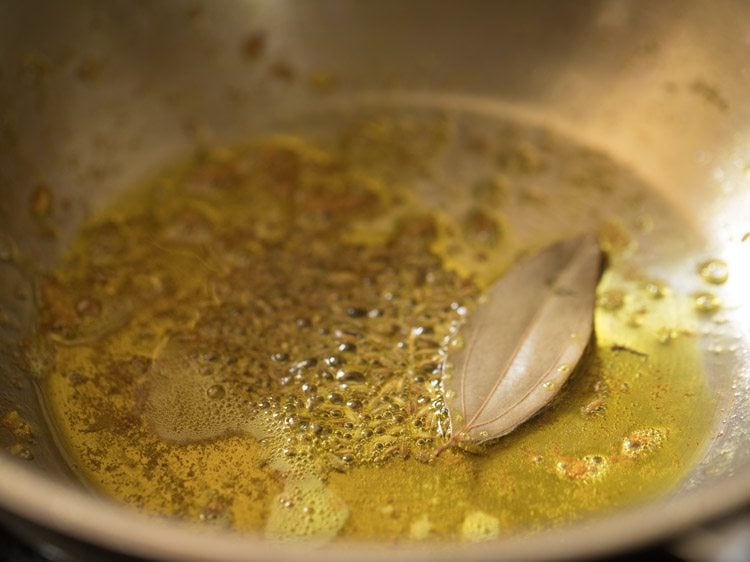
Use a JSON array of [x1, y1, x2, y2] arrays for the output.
[[33, 108, 714, 541]]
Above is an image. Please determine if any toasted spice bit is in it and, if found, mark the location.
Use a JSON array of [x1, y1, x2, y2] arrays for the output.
[[241, 31, 266, 60], [555, 454, 609, 482], [76, 58, 101, 81], [598, 289, 625, 311], [75, 297, 101, 318], [1, 410, 33, 440], [598, 219, 635, 254], [463, 207, 502, 246], [269, 60, 294, 82], [466, 135, 490, 154], [31, 185, 53, 216], [581, 398, 606, 417], [622, 428, 667, 459], [689, 80, 729, 112], [0, 235, 15, 262], [21, 53, 52, 80], [472, 175, 508, 206], [308, 70, 337, 94], [199, 494, 234, 527], [7, 443, 34, 461], [497, 141, 543, 174]]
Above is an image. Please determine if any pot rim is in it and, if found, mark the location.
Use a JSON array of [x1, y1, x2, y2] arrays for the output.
[[0, 456, 748, 561]]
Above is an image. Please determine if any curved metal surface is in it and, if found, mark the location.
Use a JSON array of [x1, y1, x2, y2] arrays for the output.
[[0, 1, 749, 559]]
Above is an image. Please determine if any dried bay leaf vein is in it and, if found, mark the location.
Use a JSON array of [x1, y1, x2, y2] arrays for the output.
[[440, 234, 603, 452]]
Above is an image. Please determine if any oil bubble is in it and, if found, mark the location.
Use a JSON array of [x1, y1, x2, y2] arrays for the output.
[[337, 342, 357, 353], [327, 392, 343, 404], [692, 291, 721, 313], [643, 280, 669, 299], [697, 259, 729, 285], [206, 384, 226, 399], [656, 328, 683, 344]]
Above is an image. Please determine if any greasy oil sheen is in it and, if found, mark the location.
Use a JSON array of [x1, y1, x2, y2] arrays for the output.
[[32, 110, 714, 542]]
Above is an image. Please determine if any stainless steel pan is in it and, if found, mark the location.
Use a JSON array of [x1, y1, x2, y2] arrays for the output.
[[1, 1, 749, 560]]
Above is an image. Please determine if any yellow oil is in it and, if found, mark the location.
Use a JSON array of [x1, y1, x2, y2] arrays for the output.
[[32, 111, 714, 542]]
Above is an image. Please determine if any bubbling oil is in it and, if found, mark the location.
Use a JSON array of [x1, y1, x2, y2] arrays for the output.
[[33, 107, 714, 542]]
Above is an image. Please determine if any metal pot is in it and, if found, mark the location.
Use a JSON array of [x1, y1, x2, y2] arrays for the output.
[[1, 1, 748, 560]]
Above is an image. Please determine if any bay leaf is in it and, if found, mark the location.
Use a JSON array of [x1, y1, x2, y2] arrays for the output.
[[440, 234, 603, 451]]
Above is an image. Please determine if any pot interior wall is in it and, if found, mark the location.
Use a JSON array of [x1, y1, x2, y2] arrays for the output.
[[0, 0, 749, 557]]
